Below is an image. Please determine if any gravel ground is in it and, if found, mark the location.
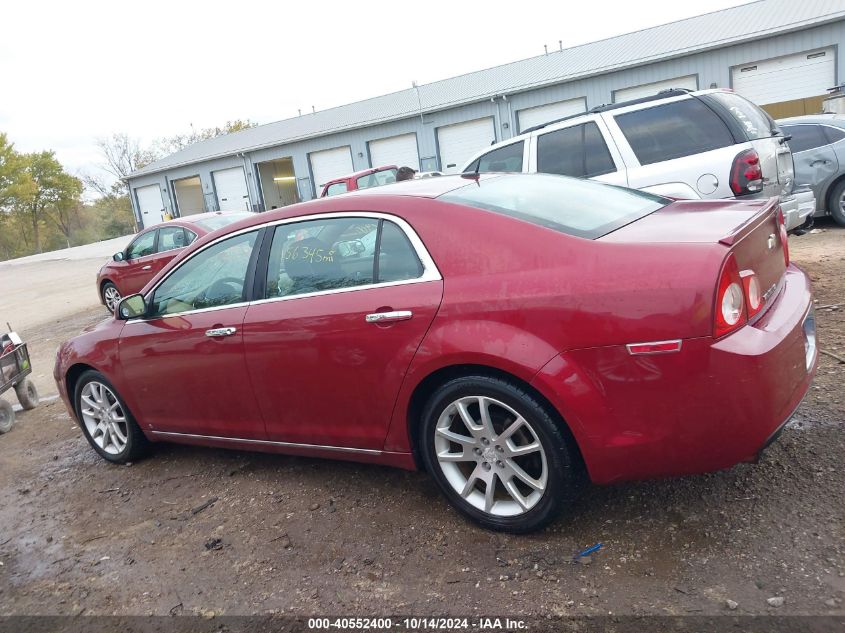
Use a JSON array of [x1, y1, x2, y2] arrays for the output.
[[0, 222, 842, 618]]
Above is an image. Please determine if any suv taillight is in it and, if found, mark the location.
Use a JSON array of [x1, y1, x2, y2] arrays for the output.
[[729, 149, 763, 196], [714, 253, 747, 338]]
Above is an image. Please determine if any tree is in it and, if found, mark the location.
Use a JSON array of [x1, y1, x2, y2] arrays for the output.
[[0, 133, 25, 209], [44, 173, 85, 245], [151, 119, 257, 157], [12, 152, 83, 253]]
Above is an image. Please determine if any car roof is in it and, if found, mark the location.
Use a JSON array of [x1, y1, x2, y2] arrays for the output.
[[325, 165, 398, 184], [777, 113, 845, 126]]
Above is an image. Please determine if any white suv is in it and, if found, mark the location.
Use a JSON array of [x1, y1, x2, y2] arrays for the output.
[[462, 89, 813, 230]]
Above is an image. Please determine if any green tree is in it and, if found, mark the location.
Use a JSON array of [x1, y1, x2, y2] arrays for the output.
[[12, 151, 83, 253]]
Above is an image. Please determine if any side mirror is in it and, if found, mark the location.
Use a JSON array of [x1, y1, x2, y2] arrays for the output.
[[117, 294, 147, 320], [113, 252, 125, 262]]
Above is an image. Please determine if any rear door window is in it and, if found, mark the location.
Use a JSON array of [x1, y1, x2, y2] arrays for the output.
[[536, 122, 615, 178], [614, 99, 735, 165], [468, 141, 525, 173], [157, 227, 187, 253], [782, 125, 829, 153], [324, 182, 348, 196], [356, 168, 398, 189], [823, 125, 845, 145]]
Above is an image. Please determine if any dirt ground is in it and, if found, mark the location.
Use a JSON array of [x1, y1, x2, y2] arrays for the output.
[[0, 222, 842, 618]]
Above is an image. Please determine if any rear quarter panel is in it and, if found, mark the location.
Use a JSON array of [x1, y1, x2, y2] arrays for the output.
[[380, 198, 725, 452]]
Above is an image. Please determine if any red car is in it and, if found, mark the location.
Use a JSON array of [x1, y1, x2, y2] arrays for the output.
[[319, 165, 398, 197], [57, 174, 817, 532], [97, 212, 253, 313]]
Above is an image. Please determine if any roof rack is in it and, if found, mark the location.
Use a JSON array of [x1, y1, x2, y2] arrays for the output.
[[520, 88, 695, 134]]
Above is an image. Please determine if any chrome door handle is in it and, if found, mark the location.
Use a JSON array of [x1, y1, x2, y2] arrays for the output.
[[142, 265, 152, 270], [365, 310, 412, 323], [205, 327, 237, 337]]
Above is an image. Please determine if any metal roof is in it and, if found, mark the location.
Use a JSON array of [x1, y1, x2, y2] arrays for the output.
[[130, 0, 845, 179]]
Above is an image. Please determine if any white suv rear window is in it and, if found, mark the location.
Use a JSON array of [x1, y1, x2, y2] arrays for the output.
[[615, 99, 735, 165]]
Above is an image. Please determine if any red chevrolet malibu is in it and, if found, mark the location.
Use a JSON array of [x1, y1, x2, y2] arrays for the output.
[[96, 212, 253, 312], [56, 174, 817, 532]]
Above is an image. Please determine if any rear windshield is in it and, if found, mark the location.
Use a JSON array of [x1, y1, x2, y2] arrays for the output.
[[438, 174, 668, 239], [707, 92, 775, 140], [192, 212, 254, 232]]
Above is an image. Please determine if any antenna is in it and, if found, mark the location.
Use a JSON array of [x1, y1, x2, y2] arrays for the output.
[[298, 109, 302, 116], [559, 40, 563, 51], [544, 44, 548, 55], [312, 105, 315, 113]]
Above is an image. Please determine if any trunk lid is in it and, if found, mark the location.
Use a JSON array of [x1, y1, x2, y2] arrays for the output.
[[602, 197, 787, 305]]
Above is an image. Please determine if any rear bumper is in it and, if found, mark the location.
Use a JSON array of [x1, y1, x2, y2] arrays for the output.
[[531, 265, 817, 484], [780, 188, 816, 231]]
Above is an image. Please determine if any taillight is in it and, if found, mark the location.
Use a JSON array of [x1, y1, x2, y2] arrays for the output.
[[777, 207, 789, 266], [729, 149, 763, 196], [715, 253, 747, 338], [740, 270, 762, 318]]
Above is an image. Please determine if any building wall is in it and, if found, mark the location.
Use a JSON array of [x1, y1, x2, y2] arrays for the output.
[[128, 20, 845, 217]]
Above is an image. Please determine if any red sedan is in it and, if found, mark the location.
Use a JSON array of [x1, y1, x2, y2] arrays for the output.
[[96, 212, 253, 312], [57, 174, 817, 532], [319, 165, 398, 197]]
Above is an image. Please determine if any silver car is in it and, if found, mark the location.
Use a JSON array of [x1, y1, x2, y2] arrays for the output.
[[778, 114, 845, 226]]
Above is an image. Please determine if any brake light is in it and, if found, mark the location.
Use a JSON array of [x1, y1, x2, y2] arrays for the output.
[[777, 207, 789, 266], [715, 253, 746, 338], [740, 270, 762, 318], [729, 149, 763, 196]]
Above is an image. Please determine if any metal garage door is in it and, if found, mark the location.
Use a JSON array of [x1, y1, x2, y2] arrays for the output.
[[437, 117, 496, 174], [613, 75, 698, 102], [732, 48, 835, 106], [135, 184, 165, 229], [213, 167, 251, 212], [369, 133, 420, 170], [518, 98, 586, 132], [309, 146, 354, 195]]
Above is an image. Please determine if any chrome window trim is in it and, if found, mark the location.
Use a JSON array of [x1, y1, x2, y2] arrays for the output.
[[126, 211, 441, 324]]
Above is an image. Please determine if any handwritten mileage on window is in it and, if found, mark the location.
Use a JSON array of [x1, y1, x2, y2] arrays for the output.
[[285, 245, 336, 263]]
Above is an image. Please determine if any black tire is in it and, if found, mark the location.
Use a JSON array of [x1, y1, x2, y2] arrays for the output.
[[419, 375, 584, 533], [829, 180, 845, 227], [101, 282, 121, 314], [0, 399, 14, 434], [73, 370, 151, 463], [14, 378, 39, 410]]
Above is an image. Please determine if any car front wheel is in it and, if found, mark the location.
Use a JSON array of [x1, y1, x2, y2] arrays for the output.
[[74, 370, 150, 463], [420, 376, 583, 533], [102, 282, 121, 313]]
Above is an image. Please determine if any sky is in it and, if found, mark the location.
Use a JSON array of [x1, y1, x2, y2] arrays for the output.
[[0, 0, 751, 182]]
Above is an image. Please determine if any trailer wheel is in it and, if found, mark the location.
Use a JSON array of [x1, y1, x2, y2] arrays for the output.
[[0, 399, 14, 434], [14, 379, 39, 410]]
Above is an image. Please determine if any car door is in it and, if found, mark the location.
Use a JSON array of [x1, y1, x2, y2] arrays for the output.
[[118, 228, 266, 439], [242, 214, 443, 450], [781, 124, 840, 200], [120, 229, 159, 295], [528, 117, 628, 186]]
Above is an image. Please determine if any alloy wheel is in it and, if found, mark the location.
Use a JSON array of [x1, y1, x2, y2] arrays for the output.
[[104, 285, 121, 312], [434, 396, 548, 517], [80, 381, 129, 455]]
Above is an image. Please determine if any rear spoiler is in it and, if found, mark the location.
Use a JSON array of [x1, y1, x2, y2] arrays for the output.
[[718, 197, 779, 246]]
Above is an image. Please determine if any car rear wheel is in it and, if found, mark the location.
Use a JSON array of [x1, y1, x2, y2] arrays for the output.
[[74, 370, 150, 463], [101, 282, 121, 313], [829, 180, 845, 227], [420, 376, 583, 533], [0, 399, 14, 434]]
